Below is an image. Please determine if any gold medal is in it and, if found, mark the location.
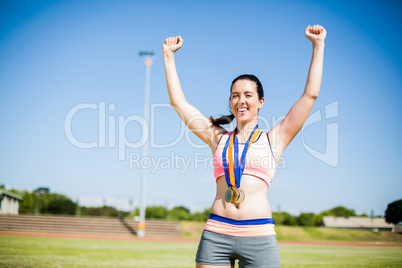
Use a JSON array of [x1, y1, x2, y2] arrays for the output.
[[225, 188, 233, 203], [235, 188, 245, 204], [231, 187, 240, 203], [225, 187, 240, 203]]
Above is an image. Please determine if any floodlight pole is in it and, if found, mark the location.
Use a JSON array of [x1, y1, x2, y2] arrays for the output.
[[138, 51, 154, 237]]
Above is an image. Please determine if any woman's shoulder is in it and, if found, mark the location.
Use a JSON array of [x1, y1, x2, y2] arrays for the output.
[[217, 131, 230, 144]]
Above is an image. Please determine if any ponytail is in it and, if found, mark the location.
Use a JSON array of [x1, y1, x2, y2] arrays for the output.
[[209, 114, 235, 127]]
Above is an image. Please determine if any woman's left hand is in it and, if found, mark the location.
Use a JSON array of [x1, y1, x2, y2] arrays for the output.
[[305, 25, 326, 45]]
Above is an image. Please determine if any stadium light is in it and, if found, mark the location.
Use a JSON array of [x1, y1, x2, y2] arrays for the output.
[[137, 51, 155, 237]]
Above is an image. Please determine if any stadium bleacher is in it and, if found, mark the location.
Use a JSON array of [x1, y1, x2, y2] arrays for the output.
[[0, 214, 181, 237]]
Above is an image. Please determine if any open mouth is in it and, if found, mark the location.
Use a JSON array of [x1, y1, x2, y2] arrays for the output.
[[237, 107, 248, 113]]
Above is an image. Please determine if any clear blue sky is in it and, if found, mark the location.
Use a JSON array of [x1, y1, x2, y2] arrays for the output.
[[1, 0, 401, 216]]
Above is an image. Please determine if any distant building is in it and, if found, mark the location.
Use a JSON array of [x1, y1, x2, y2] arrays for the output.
[[35, 187, 50, 195], [0, 190, 23, 215], [322, 216, 395, 232], [395, 222, 402, 234]]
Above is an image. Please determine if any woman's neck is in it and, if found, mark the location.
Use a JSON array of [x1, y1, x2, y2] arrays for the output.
[[235, 119, 258, 142]]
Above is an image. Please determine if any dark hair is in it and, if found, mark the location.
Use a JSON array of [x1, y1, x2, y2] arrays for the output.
[[209, 74, 264, 126]]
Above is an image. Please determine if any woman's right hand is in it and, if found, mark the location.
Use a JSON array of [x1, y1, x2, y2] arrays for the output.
[[163, 36, 183, 55]]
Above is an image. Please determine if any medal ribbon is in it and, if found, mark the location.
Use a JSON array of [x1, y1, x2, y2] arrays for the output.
[[222, 124, 260, 188]]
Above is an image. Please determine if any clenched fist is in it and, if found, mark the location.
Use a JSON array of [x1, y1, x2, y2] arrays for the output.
[[163, 36, 183, 55], [305, 25, 327, 45]]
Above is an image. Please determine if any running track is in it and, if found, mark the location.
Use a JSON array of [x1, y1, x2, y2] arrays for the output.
[[1, 231, 401, 247]]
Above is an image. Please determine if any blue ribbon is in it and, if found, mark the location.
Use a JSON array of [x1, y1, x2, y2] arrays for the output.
[[222, 124, 259, 188]]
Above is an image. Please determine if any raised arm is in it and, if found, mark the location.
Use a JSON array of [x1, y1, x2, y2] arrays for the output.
[[163, 36, 225, 151], [269, 25, 327, 161]]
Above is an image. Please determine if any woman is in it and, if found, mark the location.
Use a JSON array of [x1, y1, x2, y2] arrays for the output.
[[163, 25, 327, 268]]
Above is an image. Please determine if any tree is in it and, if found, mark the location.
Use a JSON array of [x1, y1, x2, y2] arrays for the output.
[[80, 206, 102, 216], [80, 205, 120, 217], [18, 190, 35, 214], [272, 212, 298, 226], [325, 206, 356, 217], [47, 195, 76, 215], [16, 188, 78, 215], [385, 199, 402, 224], [99, 206, 120, 217], [169, 206, 191, 220], [283, 213, 298, 226], [191, 208, 211, 222], [297, 213, 316, 226], [35, 192, 77, 215], [146, 206, 168, 219]]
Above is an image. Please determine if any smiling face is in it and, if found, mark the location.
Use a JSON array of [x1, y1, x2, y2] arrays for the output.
[[230, 79, 264, 123]]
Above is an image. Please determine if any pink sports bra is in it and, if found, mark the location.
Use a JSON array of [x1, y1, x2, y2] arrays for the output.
[[213, 132, 277, 187]]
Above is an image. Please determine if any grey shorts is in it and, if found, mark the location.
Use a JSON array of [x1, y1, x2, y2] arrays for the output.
[[195, 230, 280, 268]]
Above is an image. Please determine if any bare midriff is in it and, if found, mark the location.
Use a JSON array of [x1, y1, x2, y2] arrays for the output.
[[211, 174, 272, 220]]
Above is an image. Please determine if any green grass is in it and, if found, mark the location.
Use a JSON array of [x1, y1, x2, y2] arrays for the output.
[[0, 235, 401, 268], [280, 245, 402, 268], [0, 236, 197, 267]]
